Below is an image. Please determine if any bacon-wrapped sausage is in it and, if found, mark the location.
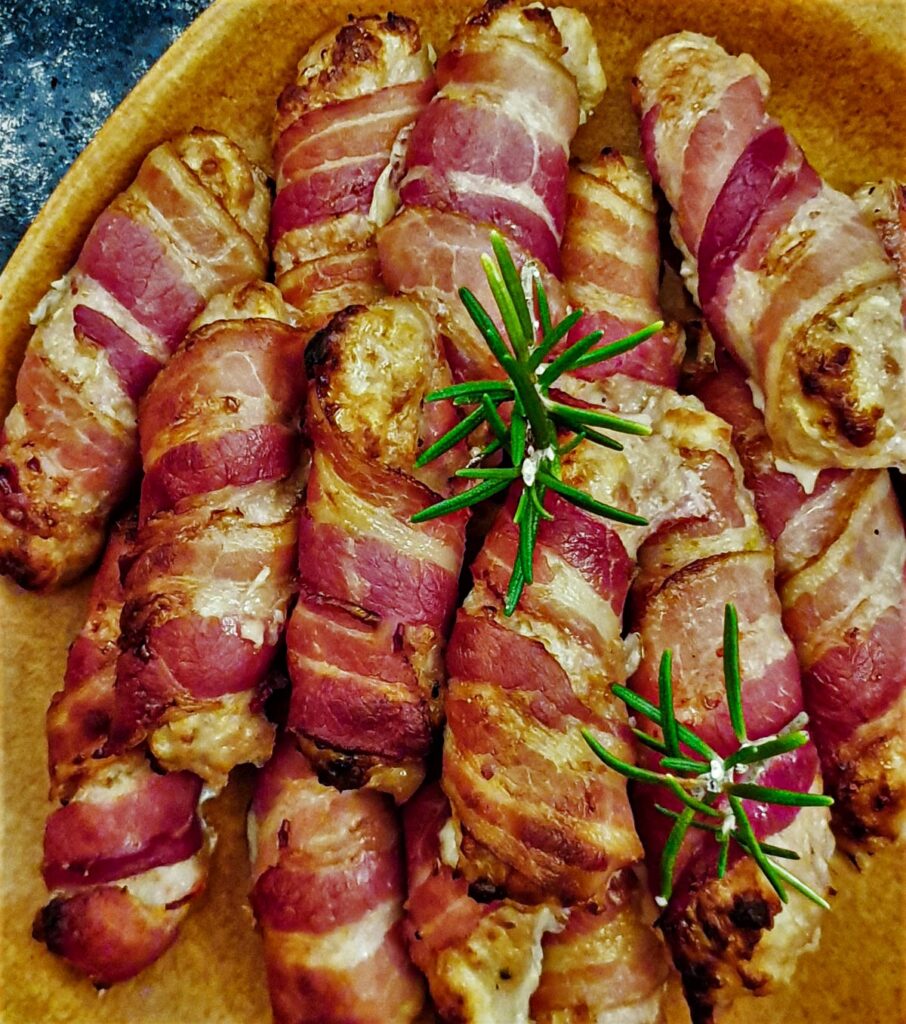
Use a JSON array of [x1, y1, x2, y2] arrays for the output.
[[0, 130, 269, 591], [249, 737, 426, 1024], [693, 351, 906, 856], [109, 283, 306, 789], [442, 491, 644, 905], [509, 152, 679, 1024], [35, 519, 210, 986], [272, 14, 434, 335], [634, 32, 906, 470], [285, 297, 465, 803], [379, 0, 604, 381]]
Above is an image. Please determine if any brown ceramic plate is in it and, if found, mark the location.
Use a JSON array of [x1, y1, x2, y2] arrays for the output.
[[1, 1, 904, 1021]]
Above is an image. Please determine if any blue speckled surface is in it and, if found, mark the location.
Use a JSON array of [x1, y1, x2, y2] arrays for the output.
[[0, 0, 210, 267]]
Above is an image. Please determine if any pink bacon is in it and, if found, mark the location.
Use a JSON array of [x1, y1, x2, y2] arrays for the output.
[[562, 150, 681, 387], [0, 130, 269, 590], [634, 32, 906, 470], [109, 286, 306, 789], [379, 0, 604, 381], [35, 518, 210, 986], [249, 738, 426, 1024], [694, 351, 906, 854], [272, 14, 434, 336]]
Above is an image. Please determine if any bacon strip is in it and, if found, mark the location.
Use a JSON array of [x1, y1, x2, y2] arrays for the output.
[[0, 130, 269, 590], [109, 285, 306, 789], [693, 352, 906, 855], [272, 14, 434, 336], [379, 0, 604, 381], [36, 518, 210, 986], [249, 738, 425, 1024], [634, 32, 906, 470], [562, 151, 682, 388], [285, 298, 466, 803]]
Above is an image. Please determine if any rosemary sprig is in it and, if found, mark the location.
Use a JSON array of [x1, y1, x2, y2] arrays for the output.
[[412, 230, 662, 614], [582, 604, 832, 910]]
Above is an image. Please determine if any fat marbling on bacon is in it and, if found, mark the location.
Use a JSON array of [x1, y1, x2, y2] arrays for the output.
[[271, 13, 435, 335], [693, 350, 906, 856], [378, 0, 605, 381], [286, 297, 466, 803], [0, 130, 269, 591], [634, 32, 906, 471], [109, 283, 307, 789], [35, 517, 210, 986], [249, 737, 426, 1024], [561, 151, 683, 388]]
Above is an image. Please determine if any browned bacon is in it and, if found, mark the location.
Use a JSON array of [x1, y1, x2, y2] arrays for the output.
[[530, 880, 672, 1024], [443, 490, 643, 905], [634, 32, 906, 470], [556, 374, 832, 1024], [379, 0, 604, 381], [403, 783, 562, 1023], [285, 298, 466, 803], [36, 519, 210, 986], [249, 738, 426, 1024], [0, 130, 269, 591], [272, 14, 434, 335], [694, 352, 906, 856], [109, 284, 306, 789]]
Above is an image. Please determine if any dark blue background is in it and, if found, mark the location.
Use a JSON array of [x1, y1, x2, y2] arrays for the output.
[[0, 0, 210, 267]]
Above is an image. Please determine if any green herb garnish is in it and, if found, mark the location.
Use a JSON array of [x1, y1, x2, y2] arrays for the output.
[[582, 603, 832, 910], [411, 230, 662, 614]]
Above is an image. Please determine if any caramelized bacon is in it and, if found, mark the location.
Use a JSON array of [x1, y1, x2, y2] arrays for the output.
[[272, 14, 434, 335], [443, 490, 643, 906], [379, 0, 604, 380], [285, 299, 466, 802], [0, 130, 269, 590], [249, 738, 425, 1024], [110, 285, 306, 789], [634, 32, 906, 470], [694, 352, 906, 855]]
